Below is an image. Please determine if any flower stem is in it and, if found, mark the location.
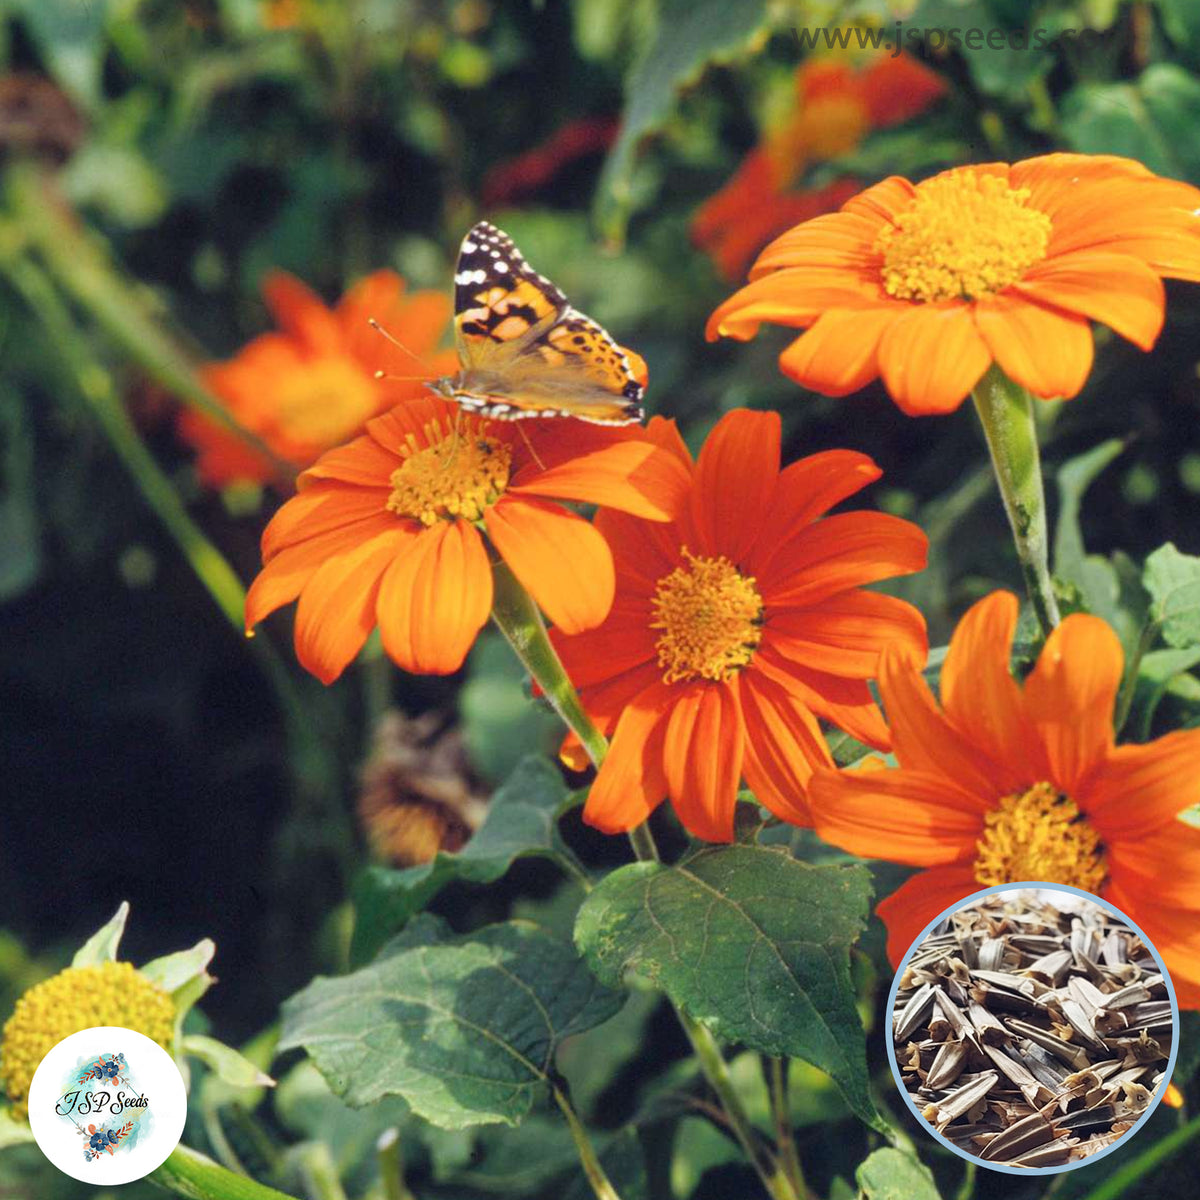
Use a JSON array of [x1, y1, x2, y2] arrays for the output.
[[4, 162, 295, 485], [552, 1083, 624, 1200], [767, 1057, 807, 1199], [489, 561, 609, 766], [971, 364, 1061, 637], [149, 1145, 300, 1200], [375, 1129, 417, 1200], [489, 563, 798, 1200]]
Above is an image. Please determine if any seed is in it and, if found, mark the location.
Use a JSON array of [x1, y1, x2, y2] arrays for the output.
[[892, 891, 1172, 1167]]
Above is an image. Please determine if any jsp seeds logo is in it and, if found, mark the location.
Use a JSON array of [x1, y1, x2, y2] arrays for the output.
[[55, 1049, 153, 1161], [27, 1027, 186, 1184]]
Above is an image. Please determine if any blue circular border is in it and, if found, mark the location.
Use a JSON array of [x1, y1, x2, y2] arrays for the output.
[[883, 881, 1180, 1176]]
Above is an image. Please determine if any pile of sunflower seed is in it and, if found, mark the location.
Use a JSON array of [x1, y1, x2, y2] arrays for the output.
[[892, 891, 1172, 1167]]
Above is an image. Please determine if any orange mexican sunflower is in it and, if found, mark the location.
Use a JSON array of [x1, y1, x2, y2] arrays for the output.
[[707, 153, 1200, 415], [550, 408, 929, 843], [245, 395, 689, 683], [692, 53, 944, 280], [808, 591, 1200, 1007], [180, 270, 457, 485]]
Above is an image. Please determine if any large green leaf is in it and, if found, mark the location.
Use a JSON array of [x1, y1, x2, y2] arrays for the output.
[[350, 756, 587, 965], [574, 845, 883, 1129], [595, 0, 775, 241], [1144, 543, 1200, 649], [279, 919, 624, 1130], [1061, 65, 1200, 180], [856, 1147, 941, 1200]]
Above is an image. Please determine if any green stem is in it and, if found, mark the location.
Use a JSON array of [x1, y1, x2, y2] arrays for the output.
[[766, 1057, 806, 1199], [1078, 1112, 1200, 1200], [294, 1142, 349, 1200], [489, 561, 609, 765], [5, 162, 295, 484], [149, 1145, 300, 1200], [4, 253, 309, 731], [375, 1128, 416, 1200], [971, 364, 1061, 637], [489, 563, 798, 1200], [953, 1159, 976, 1200], [551, 1083, 624, 1200]]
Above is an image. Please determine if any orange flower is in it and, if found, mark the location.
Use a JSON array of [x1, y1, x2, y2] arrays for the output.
[[550, 409, 928, 842], [245, 396, 690, 683], [808, 591, 1200, 1007], [708, 153, 1200, 415], [692, 54, 944, 281], [481, 116, 618, 207], [181, 270, 457, 485]]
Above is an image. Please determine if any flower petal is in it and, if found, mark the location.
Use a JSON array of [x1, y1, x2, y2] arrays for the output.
[[1106, 820, 1200, 907], [776, 305, 901, 396], [485, 496, 615, 634], [973, 292, 1095, 400], [376, 520, 492, 675], [747, 210, 884, 278], [261, 483, 393, 561], [939, 591, 1046, 793], [1082, 727, 1200, 839], [293, 529, 408, 683], [765, 590, 927, 678], [737, 671, 831, 826], [706, 268, 884, 338], [876, 302, 992, 415], [662, 681, 745, 842], [261, 271, 341, 353], [550, 607, 658, 690], [876, 867, 982, 968], [809, 765, 986, 866], [582, 681, 672, 833], [878, 641, 1000, 797], [510, 438, 690, 521], [1022, 613, 1122, 797], [300, 433, 399, 489], [752, 645, 891, 749], [246, 513, 400, 629], [763, 511, 929, 607], [690, 409, 780, 560], [1015, 250, 1165, 351]]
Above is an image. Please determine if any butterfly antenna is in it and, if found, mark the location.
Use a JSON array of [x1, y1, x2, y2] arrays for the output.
[[440, 409, 464, 468], [368, 317, 435, 374], [517, 422, 546, 471]]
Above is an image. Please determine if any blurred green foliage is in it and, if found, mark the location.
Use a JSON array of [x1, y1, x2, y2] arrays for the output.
[[4, 0, 1200, 1197]]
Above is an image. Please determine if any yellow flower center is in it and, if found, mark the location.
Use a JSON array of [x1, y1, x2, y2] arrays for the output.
[[875, 170, 1053, 303], [651, 549, 763, 684], [386, 417, 511, 527], [1, 962, 175, 1120], [973, 782, 1108, 892], [277, 356, 379, 445]]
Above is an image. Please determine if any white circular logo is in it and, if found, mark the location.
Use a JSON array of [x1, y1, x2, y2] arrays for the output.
[[26, 1026, 187, 1184]]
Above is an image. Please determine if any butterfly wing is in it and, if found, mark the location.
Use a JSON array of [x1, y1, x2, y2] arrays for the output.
[[449, 221, 644, 424]]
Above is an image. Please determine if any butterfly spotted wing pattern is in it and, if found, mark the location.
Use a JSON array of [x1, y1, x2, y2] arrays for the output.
[[434, 222, 644, 424]]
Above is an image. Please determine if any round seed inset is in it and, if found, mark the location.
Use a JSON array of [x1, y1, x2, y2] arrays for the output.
[[886, 883, 1179, 1175]]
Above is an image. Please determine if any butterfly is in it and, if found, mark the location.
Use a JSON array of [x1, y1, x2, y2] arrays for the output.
[[426, 222, 645, 425]]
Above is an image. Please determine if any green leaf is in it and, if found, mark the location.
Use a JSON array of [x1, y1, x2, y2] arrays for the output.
[[1061, 66, 1200, 179], [1055, 439, 1126, 588], [1144, 543, 1200, 649], [10, 0, 111, 108], [595, 0, 774, 242], [71, 901, 129, 967], [574, 845, 883, 1130], [855, 1147, 942, 1200], [279, 920, 624, 1129], [1128, 647, 1200, 740], [141, 938, 216, 993], [182, 1034, 276, 1090], [350, 756, 587, 965]]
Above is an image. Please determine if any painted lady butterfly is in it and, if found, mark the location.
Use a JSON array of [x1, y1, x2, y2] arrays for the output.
[[427, 222, 645, 425]]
